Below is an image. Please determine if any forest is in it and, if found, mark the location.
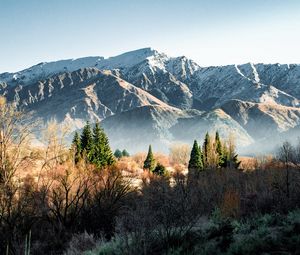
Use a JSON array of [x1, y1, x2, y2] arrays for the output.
[[0, 97, 300, 255]]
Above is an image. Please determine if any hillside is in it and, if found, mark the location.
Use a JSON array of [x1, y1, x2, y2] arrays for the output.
[[1, 48, 300, 152]]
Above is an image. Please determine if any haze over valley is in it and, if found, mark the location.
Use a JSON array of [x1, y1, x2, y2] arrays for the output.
[[1, 47, 300, 154]]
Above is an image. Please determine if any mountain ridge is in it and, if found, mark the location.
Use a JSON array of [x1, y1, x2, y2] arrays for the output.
[[1, 48, 300, 153]]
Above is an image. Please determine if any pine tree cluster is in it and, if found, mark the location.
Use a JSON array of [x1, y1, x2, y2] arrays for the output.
[[143, 145, 166, 176], [114, 149, 130, 159], [188, 131, 240, 175], [71, 122, 115, 168]]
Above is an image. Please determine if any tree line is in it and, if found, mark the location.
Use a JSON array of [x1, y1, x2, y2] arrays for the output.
[[142, 131, 240, 177], [1, 95, 300, 254], [71, 122, 115, 168], [188, 131, 240, 174]]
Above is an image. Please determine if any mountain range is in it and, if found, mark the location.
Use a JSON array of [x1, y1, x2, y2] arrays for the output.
[[1, 48, 300, 154]]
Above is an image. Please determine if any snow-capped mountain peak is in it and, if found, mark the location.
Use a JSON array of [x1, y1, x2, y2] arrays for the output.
[[1, 48, 300, 152]]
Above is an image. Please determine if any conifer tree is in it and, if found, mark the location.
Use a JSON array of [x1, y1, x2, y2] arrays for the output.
[[143, 145, 156, 171], [100, 127, 115, 166], [203, 132, 211, 167], [188, 140, 203, 172], [122, 149, 130, 157], [92, 122, 115, 167], [221, 142, 229, 168], [72, 131, 81, 164], [215, 131, 222, 155], [224, 134, 241, 169], [114, 149, 123, 159], [215, 131, 225, 167], [80, 122, 94, 158]]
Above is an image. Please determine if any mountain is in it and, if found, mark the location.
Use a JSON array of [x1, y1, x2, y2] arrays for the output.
[[3, 67, 172, 131], [221, 99, 300, 140], [101, 104, 187, 152], [1, 48, 300, 153], [170, 108, 254, 147]]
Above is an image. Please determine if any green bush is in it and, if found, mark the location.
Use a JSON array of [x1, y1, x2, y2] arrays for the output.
[[83, 209, 300, 255]]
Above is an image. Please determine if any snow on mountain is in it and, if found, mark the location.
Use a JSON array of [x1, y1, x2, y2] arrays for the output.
[[2, 67, 173, 132], [97, 47, 167, 70], [190, 62, 300, 109], [0, 47, 196, 89], [1, 48, 300, 152], [0, 57, 105, 87], [221, 99, 300, 139]]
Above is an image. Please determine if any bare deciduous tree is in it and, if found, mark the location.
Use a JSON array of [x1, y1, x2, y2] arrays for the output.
[[0, 97, 36, 185], [277, 141, 294, 198], [169, 143, 191, 166]]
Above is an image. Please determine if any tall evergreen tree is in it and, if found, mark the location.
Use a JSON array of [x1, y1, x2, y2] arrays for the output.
[[80, 122, 94, 159], [188, 140, 203, 172], [227, 134, 241, 169], [92, 122, 115, 168], [215, 131, 222, 155], [143, 145, 156, 172], [221, 142, 229, 168], [72, 131, 81, 164], [203, 132, 211, 167], [215, 131, 225, 167]]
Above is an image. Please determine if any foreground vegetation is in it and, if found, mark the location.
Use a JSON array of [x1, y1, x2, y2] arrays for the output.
[[0, 97, 300, 254], [84, 208, 300, 255]]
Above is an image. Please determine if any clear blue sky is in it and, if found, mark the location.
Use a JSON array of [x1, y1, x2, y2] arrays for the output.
[[1, 0, 300, 72]]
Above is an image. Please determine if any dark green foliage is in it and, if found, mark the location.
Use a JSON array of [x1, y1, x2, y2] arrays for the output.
[[86, 209, 300, 255], [72, 131, 81, 164], [215, 131, 226, 168], [230, 154, 241, 169], [80, 122, 94, 158], [215, 131, 222, 155], [77, 122, 115, 168], [143, 145, 156, 171], [114, 149, 130, 159], [153, 162, 166, 176], [188, 140, 203, 173], [203, 132, 211, 167], [114, 149, 123, 159], [219, 143, 229, 168], [91, 122, 115, 168], [122, 149, 130, 157]]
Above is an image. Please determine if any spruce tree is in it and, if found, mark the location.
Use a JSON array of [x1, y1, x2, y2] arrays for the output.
[[227, 134, 241, 169], [100, 127, 115, 166], [143, 145, 156, 172], [72, 131, 81, 164], [221, 143, 229, 168], [215, 131, 225, 167], [203, 132, 211, 167], [92, 122, 115, 168], [80, 122, 94, 159], [215, 131, 222, 155], [114, 149, 123, 159], [122, 149, 130, 157], [188, 140, 203, 172]]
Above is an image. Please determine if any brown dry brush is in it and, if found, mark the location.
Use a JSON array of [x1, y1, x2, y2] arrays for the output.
[[1, 161, 300, 254], [1, 97, 300, 254], [113, 166, 300, 254]]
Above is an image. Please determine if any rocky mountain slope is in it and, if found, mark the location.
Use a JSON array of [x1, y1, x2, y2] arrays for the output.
[[1, 48, 300, 153]]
